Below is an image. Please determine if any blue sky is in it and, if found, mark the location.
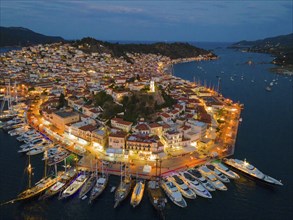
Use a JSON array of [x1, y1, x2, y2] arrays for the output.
[[1, 0, 292, 42]]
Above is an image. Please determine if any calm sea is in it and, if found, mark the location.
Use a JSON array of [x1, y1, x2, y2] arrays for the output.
[[0, 43, 292, 220]]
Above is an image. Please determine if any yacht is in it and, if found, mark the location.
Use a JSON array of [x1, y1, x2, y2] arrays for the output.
[[147, 180, 166, 212], [60, 174, 88, 199], [79, 174, 96, 199], [212, 162, 240, 179], [167, 175, 196, 199], [161, 179, 187, 208], [187, 169, 215, 191], [40, 169, 77, 200], [24, 135, 43, 144], [8, 126, 29, 136], [198, 167, 227, 191], [3, 122, 25, 131], [223, 158, 283, 186], [114, 175, 133, 208], [89, 174, 109, 204], [26, 146, 45, 156], [26, 142, 51, 156], [179, 171, 212, 199], [17, 130, 36, 141], [16, 175, 61, 201], [206, 164, 230, 183], [18, 139, 45, 153], [130, 180, 145, 207]]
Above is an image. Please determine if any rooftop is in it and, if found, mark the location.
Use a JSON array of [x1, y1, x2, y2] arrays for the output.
[[54, 111, 79, 118]]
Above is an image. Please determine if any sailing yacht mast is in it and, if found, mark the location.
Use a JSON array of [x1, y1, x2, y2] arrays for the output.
[[44, 149, 48, 178], [27, 155, 33, 189]]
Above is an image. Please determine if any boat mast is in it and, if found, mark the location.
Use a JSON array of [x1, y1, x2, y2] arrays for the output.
[[27, 155, 32, 189], [120, 162, 123, 184], [95, 158, 98, 177], [44, 149, 48, 178], [54, 163, 58, 177], [64, 158, 67, 172]]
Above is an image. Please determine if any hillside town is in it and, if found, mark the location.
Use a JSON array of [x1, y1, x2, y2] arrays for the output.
[[0, 42, 241, 177]]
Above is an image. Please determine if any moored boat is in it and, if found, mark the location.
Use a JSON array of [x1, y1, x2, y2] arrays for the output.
[[179, 171, 212, 199], [89, 174, 109, 204], [223, 158, 283, 186], [16, 175, 61, 201], [114, 176, 132, 208], [40, 169, 77, 200], [198, 167, 227, 191], [59, 173, 88, 199], [147, 180, 167, 212], [167, 174, 196, 199], [79, 174, 96, 199], [206, 164, 230, 183], [212, 161, 240, 179], [161, 178, 187, 208], [130, 180, 145, 208], [187, 169, 216, 192]]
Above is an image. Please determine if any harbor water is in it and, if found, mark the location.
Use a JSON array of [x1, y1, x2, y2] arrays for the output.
[[0, 43, 293, 219]]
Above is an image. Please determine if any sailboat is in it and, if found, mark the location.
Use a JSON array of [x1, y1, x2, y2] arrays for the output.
[[114, 163, 133, 208], [130, 177, 145, 208], [40, 160, 77, 200], [89, 160, 109, 204], [79, 159, 96, 199], [15, 155, 62, 202], [147, 159, 167, 215]]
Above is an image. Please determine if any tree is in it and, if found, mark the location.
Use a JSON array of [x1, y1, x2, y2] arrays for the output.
[[57, 93, 67, 109], [93, 91, 113, 107]]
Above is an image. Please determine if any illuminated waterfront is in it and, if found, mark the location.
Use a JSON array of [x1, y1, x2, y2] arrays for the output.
[[0, 43, 292, 219]]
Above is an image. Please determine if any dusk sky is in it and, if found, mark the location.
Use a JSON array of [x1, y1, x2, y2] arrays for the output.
[[1, 0, 292, 42]]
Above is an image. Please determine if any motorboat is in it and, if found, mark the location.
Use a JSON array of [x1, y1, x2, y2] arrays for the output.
[[187, 169, 216, 191], [179, 171, 212, 199], [223, 158, 283, 186], [212, 162, 240, 179], [167, 175, 196, 199], [60, 174, 88, 199], [206, 164, 230, 183], [161, 178, 187, 208], [130, 180, 145, 207], [198, 167, 227, 191], [24, 135, 43, 144], [26, 146, 46, 156], [8, 126, 30, 136], [17, 131, 36, 141]]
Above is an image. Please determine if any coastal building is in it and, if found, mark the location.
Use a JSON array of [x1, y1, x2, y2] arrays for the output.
[[133, 123, 150, 135], [108, 131, 127, 149], [111, 117, 133, 132], [51, 111, 80, 132], [126, 134, 163, 154], [91, 127, 108, 149], [148, 123, 163, 136], [186, 119, 207, 138]]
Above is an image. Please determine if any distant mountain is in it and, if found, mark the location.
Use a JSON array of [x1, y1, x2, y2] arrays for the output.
[[0, 26, 65, 47], [232, 33, 293, 48], [72, 37, 217, 62], [230, 33, 293, 65]]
